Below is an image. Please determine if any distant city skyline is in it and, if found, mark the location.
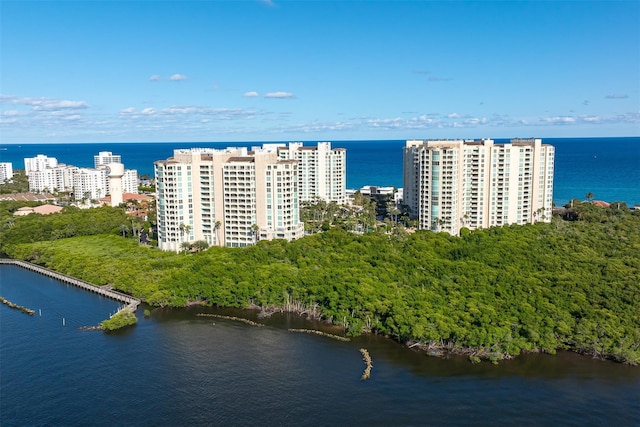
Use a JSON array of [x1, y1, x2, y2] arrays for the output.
[[1, 0, 638, 143]]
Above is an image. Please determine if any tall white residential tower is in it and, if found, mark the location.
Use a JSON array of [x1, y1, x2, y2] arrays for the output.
[[275, 142, 346, 204], [94, 151, 122, 168], [403, 138, 554, 235], [0, 163, 14, 182], [23, 152, 138, 200], [24, 155, 58, 175]]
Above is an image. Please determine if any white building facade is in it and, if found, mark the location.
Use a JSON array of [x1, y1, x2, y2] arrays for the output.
[[24, 154, 58, 175], [154, 147, 304, 251], [27, 165, 77, 194], [122, 169, 139, 194], [94, 151, 122, 168], [24, 153, 137, 200], [0, 162, 14, 182], [403, 138, 554, 235], [73, 168, 108, 201], [274, 142, 346, 204]]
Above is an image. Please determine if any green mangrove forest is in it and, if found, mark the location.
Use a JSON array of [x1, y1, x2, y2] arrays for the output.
[[1, 201, 639, 364]]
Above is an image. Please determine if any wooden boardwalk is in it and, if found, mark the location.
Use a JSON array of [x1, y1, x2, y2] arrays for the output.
[[0, 258, 140, 312]]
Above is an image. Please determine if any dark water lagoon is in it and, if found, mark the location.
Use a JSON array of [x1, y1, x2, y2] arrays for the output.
[[1, 265, 639, 426]]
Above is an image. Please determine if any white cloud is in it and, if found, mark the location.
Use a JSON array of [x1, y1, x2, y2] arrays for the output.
[[0, 117, 18, 125], [169, 74, 188, 81], [581, 115, 601, 123], [117, 104, 267, 124], [3, 89, 639, 142], [264, 91, 295, 99], [464, 117, 488, 125], [605, 94, 628, 99], [149, 75, 160, 81], [4, 95, 89, 111], [34, 100, 88, 110], [540, 116, 576, 124]]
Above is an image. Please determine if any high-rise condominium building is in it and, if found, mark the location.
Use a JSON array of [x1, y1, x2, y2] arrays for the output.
[[403, 138, 554, 236], [27, 165, 78, 194], [24, 153, 137, 200], [24, 154, 58, 175], [154, 146, 304, 251], [94, 151, 122, 169], [274, 142, 346, 204], [0, 162, 14, 182], [73, 168, 108, 200], [122, 169, 139, 194]]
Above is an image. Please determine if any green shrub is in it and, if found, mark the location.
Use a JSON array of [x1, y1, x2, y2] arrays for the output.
[[101, 310, 137, 331]]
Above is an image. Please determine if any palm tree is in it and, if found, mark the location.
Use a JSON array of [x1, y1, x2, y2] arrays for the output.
[[214, 221, 222, 246], [251, 224, 260, 244], [387, 203, 401, 224], [586, 192, 594, 203], [461, 213, 469, 228], [179, 223, 192, 243]]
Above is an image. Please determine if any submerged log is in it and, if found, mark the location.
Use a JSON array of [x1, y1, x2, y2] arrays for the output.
[[196, 313, 264, 327], [288, 328, 350, 342]]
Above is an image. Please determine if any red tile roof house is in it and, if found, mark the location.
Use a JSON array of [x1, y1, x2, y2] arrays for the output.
[[13, 204, 63, 216], [100, 193, 153, 206]]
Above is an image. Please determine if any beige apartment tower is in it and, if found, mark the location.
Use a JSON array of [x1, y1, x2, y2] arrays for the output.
[[403, 138, 554, 235], [154, 147, 304, 252]]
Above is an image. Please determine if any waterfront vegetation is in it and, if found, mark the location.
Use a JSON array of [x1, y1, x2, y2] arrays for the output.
[[100, 309, 137, 331], [1, 200, 639, 364]]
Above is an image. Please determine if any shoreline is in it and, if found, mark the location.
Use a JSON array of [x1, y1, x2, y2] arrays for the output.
[[192, 303, 636, 366], [2, 258, 636, 366]]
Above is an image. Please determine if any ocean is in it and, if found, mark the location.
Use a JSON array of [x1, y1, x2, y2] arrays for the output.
[[1, 137, 639, 206]]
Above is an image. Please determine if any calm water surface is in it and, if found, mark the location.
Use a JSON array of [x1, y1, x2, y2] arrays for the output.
[[1, 265, 639, 426]]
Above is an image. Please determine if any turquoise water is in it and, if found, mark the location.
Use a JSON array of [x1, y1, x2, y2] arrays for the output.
[[1, 137, 638, 206], [2, 265, 639, 426]]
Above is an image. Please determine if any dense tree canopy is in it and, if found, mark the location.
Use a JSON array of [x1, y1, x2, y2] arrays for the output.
[[0, 170, 29, 194], [0, 203, 142, 253], [2, 200, 639, 364]]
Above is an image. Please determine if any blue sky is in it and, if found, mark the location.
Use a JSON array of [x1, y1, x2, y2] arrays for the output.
[[1, 0, 638, 143]]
